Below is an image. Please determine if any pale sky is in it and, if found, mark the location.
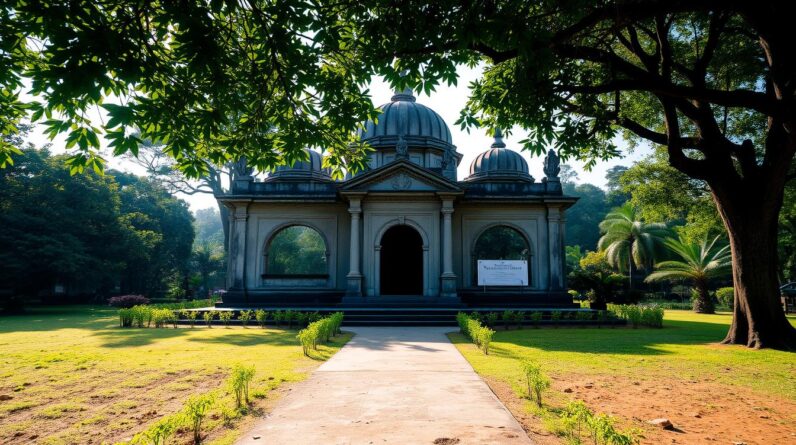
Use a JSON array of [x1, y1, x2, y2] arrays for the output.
[[27, 65, 648, 212]]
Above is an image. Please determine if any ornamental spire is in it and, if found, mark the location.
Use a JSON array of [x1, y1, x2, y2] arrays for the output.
[[391, 70, 416, 102], [491, 128, 506, 149]]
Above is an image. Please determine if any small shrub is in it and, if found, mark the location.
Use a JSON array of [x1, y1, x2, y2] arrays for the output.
[[218, 311, 233, 327], [238, 310, 253, 328], [297, 312, 344, 356], [284, 310, 297, 328], [550, 310, 562, 325], [272, 310, 283, 327], [502, 310, 516, 330], [255, 309, 268, 328], [118, 308, 133, 327], [457, 313, 494, 354], [485, 312, 499, 328], [529, 311, 543, 327], [561, 400, 592, 442], [181, 309, 198, 327], [597, 310, 608, 328], [228, 364, 255, 409], [296, 312, 310, 327], [203, 311, 215, 328], [183, 393, 214, 444], [575, 310, 593, 324], [716, 287, 734, 310], [521, 360, 550, 408], [608, 304, 664, 328], [130, 414, 180, 445], [109, 295, 150, 308], [151, 308, 174, 328]]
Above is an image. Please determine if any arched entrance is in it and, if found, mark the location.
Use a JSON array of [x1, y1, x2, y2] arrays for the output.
[[380, 225, 423, 295]]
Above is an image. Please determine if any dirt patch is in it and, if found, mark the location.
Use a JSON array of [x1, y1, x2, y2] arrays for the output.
[[483, 376, 561, 445], [0, 369, 221, 444], [483, 374, 796, 445], [433, 438, 460, 445]]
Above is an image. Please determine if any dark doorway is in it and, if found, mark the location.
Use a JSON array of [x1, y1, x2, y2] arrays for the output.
[[380, 225, 423, 295]]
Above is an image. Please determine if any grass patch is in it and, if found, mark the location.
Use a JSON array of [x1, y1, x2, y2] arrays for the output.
[[451, 311, 796, 400], [0, 305, 350, 444], [450, 310, 796, 444]]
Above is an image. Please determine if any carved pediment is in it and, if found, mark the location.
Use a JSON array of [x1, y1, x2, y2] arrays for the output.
[[341, 160, 462, 193]]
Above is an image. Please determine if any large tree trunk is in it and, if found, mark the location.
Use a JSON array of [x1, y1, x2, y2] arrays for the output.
[[710, 179, 796, 349]]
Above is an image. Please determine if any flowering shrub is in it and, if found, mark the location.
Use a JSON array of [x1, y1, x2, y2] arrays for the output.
[[109, 295, 150, 308]]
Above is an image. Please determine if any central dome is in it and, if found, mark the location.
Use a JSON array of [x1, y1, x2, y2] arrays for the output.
[[358, 88, 454, 150]]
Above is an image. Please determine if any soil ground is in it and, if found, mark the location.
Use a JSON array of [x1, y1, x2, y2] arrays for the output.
[[450, 311, 796, 445]]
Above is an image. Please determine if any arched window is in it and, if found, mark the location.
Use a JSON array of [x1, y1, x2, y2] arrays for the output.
[[264, 225, 328, 277], [472, 225, 531, 285]]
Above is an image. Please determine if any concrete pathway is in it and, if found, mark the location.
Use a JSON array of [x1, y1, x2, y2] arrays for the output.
[[237, 327, 532, 445]]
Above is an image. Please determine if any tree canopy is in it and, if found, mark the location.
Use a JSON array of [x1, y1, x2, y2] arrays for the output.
[[0, 144, 194, 303], [1, 0, 379, 177], [3, 1, 795, 347]]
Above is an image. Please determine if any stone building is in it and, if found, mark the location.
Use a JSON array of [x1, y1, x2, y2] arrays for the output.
[[219, 89, 576, 307]]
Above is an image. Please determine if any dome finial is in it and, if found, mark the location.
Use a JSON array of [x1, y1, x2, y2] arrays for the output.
[[491, 128, 506, 149], [391, 70, 416, 102]]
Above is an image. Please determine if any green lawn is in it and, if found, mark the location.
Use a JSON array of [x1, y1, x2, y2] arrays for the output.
[[0, 306, 350, 445], [451, 311, 796, 399], [450, 311, 796, 444]]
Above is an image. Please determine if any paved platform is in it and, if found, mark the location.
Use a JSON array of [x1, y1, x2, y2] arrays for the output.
[[236, 327, 532, 445]]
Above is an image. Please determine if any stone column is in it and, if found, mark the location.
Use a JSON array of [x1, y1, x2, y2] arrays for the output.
[[346, 196, 363, 297], [440, 198, 457, 298], [559, 214, 568, 290], [547, 207, 563, 290], [228, 203, 249, 291]]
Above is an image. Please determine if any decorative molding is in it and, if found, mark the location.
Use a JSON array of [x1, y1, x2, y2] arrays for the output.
[[390, 173, 413, 190]]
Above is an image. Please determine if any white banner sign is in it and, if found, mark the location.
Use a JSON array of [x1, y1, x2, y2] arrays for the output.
[[477, 260, 528, 286]]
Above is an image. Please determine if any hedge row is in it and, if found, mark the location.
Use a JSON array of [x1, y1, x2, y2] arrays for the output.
[[118, 306, 178, 328], [608, 304, 664, 328], [456, 312, 495, 354], [297, 312, 344, 356]]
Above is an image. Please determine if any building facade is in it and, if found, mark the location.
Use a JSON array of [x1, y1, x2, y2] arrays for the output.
[[219, 89, 576, 307]]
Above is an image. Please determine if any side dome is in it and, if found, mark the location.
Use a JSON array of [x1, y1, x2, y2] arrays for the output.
[[466, 129, 534, 182], [357, 88, 454, 150], [268, 149, 331, 181]]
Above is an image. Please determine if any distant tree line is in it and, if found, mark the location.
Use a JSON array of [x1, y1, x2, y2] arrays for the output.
[[565, 147, 796, 311], [0, 147, 195, 308]]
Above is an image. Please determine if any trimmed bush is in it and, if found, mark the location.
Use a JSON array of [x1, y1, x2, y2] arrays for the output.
[[218, 311, 233, 327], [716, 287, 734, 310], [272, 310, 284, 327], [609, 304, 664, 328], [529, 311, 543, 327], [456, 312, 495, 354], [502, 310, 516, 330], [238, 310, 253, 328], [297, 312, 344, 356], [181, 309, 198, 327], [255, 309, 268, 328], [203, 310, 216, 328], [109, 295, 150, 308], [485, 312, 499, 328]]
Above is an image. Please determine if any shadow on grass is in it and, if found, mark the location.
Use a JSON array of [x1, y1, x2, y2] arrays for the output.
[[451, 317, 740, 357]]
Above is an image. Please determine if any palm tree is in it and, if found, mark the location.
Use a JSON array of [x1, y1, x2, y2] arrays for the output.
[[645, 235, 732, 314], [597, 203, 671, 288]]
